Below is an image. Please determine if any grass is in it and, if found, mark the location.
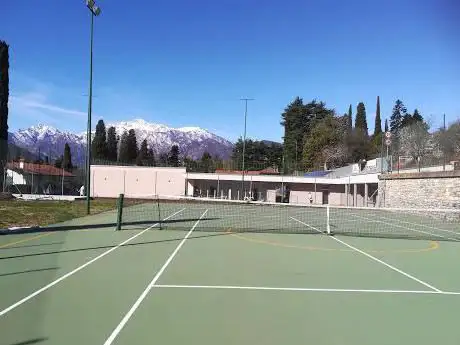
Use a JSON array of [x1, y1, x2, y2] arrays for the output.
[[0, 199, 120, 229]]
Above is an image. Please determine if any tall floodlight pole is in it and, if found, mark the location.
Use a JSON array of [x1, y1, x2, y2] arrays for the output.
[[85, 0, 101, 214], [240, 98, 254, 200]]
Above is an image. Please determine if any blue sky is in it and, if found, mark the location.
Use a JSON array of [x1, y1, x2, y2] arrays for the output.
[[2, 0, 459, 142]]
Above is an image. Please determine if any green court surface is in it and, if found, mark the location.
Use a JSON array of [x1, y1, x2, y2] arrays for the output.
[[1, 201, 460, 345]]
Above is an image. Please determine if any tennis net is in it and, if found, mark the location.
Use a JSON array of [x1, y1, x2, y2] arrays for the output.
[[115, 194, 460, 241]]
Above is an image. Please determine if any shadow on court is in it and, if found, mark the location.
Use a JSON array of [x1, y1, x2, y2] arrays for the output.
[[0, 267, 59, 277], [0, 242, 66, 251], [0, 232, 233, 261], [0, 218, 222, 235], [7, 338, 49, 345]]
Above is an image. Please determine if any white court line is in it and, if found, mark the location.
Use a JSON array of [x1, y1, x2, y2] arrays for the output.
[[0, 208, 186, 318], [373, 213, 460, 237], [349, 213, 458, 242], [102, 209, 209, 345], [290, 216, 443, 293], [154, 284, 460, 296]]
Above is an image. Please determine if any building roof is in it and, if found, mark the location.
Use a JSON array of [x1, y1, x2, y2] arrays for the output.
[[215, 167, 279, 175], [7, 162, 75, 177], [303, 170, 331, 177]]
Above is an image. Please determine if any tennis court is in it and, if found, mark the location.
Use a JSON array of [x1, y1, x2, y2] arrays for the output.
[[1, 197, 460, 345]]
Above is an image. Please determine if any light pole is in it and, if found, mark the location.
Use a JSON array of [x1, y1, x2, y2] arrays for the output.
[[85, 0, 101, 214], [240, 98, 254, 200]]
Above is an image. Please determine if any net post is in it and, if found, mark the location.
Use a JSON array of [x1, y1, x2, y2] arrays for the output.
[[156, 194, 162, 230], [116, 193, 124, 231], [326, 204, 331, 235]]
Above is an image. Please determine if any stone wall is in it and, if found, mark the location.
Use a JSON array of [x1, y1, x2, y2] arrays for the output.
[[378, 170, 460, 209]]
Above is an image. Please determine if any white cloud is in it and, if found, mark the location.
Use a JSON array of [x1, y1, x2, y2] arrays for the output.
[[10, 95, 86, 117]]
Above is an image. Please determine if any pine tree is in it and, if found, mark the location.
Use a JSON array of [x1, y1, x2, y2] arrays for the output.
[[106, 126, 118, 162], [389, 99, 408, 154], [412, 109, 423, 123], [355, 102, 368, 135], [385, 119, 389, 132], [136, 139, 149, 166], [0, 41, 9, 189], [200, 152, 213, 172], [126, 129, 138, 163], [118, 130, 129, 163], [146, 147, 156, 166], [390, 99, 407, 133], [303, 114, 349, 170], [280, 97, 334, 173], [347, 104, 353, 132], [402, 109, 424, 128], [401, 112, 412, 128], [158, 153, 168, 166], [374, 96, 382, 136], [168, 145, 180, 167], [91, 119, 108, 161], [63, 143, 73, 170]]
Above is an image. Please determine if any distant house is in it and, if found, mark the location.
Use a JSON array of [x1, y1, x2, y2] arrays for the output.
[[5, 158, 76, 195]]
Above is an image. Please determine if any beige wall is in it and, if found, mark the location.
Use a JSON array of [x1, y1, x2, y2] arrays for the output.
[[90, 165, 186, 199]]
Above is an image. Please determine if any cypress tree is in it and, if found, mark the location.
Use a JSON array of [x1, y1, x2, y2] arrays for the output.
[[347, 104, 353, 132], [374, 96, 382, 136], [355, 102, 368, 135], [63, 143, 73, 170], [0, 41, 9, 189]]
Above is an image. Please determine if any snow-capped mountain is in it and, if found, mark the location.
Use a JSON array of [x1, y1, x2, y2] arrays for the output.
[[9, 125, 87, 164], [8, 119, 234, 164]]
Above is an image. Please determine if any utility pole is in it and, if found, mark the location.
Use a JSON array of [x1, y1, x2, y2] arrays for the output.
[[240, 98, 254, 200]]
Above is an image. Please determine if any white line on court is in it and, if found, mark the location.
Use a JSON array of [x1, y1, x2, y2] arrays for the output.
[[349, 213, 458, 242], [289, 216, 443, 293], [102, 208, 209, 345], [370, 213, 460, 237], [0, 208, 186, 318], [153, 284, 460, 296]]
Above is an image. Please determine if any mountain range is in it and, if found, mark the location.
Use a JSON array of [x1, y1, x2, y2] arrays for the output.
[[7, 119, 235, 165]]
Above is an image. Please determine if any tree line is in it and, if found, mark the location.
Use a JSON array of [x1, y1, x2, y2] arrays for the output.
[[280, 95, 459, 172], [281, 97, 384, 172]]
